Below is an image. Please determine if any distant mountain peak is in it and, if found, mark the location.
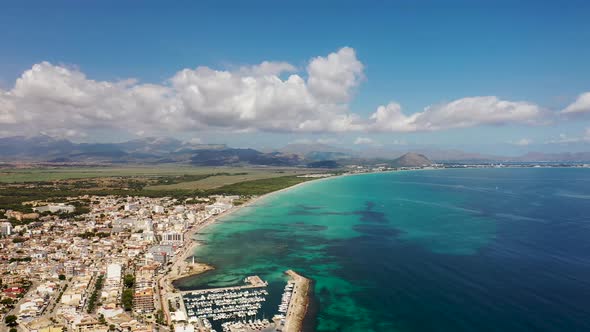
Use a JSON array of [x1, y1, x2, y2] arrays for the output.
[[392, 152, 433, 167]]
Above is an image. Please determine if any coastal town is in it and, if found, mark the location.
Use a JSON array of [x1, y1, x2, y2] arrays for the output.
[[0, 180, 316, 332], [3, 161, 588, 332], [0, 154, 460, 332], [1, 3, 589, 331], [0, 192, 250, 332]]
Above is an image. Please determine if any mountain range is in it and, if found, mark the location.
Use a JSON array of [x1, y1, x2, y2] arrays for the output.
[[0, 136, 588, 167], [0, 135, 305, 166], [278, 143, 590, 163]]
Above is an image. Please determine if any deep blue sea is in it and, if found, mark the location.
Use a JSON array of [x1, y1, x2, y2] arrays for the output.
[[176, 168, 590, 331]]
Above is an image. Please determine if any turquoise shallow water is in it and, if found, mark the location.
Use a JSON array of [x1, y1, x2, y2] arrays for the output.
[[175, 168, 590, 331]]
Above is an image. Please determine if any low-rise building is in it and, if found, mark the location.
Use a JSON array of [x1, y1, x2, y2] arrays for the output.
[[205, 202, 232, 215], [33, 203, 76, 214], [5, 210, 39, 221]]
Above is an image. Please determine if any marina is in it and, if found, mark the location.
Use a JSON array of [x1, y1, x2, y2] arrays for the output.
[[271, 279, 295, 328], [176, 272, 311, 332], [183, 287, 268, 321], [180, 276, 270, 331]]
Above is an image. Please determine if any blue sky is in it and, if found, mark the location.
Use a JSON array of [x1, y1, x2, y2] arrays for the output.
[[1, 0, 589, 155]]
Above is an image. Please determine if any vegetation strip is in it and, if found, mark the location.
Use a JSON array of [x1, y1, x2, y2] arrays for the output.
[[87, 274, 104, 313]]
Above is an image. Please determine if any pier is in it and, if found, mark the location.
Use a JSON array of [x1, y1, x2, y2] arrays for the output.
[[281, 270, 311, 332], [180, 275, 268, 296]]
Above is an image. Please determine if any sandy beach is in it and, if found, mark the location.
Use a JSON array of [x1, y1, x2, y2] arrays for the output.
[[165, 172, 353, 284], [160, 177, 321, 290], [158, 174, 337, 327]]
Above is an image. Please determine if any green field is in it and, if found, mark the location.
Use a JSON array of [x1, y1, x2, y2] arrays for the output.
[[0, 166, 325, 214], [206, 175, 313, 196], [145, 170, 307, 190], [0, 166, 307, 184]]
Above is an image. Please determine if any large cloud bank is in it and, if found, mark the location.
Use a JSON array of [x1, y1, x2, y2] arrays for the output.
[[0, 47, 564, 138]]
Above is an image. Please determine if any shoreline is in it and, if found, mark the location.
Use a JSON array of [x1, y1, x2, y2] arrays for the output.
[[168, 176, 330, 280], [157, 167, 514, 327], [159, 174, 336, 327], [161, 176, 330, 283], [195, 165, 577, 242], [159, 169, 426, 327]]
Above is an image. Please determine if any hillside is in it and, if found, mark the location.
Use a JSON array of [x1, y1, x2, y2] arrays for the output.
[[391, 152, 433, 167]]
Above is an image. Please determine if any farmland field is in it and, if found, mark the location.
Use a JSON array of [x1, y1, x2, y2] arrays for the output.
[[0, 165, 329, 214], [0, 166, 308, 184], [144, 170, 307, 190]]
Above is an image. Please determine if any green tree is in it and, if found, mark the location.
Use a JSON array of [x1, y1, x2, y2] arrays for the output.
[[123, 274, 135, 288], [122, 288, 133, 311], [0, 298, 14, 305], [58, 274, 66, 280], [156, 309, 167, 325], [4, 315, 18, 326], [87, 275, 104, 313], [10, 328, 17, 332]]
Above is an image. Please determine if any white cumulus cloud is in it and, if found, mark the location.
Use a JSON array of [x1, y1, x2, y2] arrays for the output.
[[0, 48, 366, 136], [369, 96, 543, 132], [561, 92, 590, 114], [307, 47, 364, 103], [0, 48, 560, 139], [238, 61, 297, 76]]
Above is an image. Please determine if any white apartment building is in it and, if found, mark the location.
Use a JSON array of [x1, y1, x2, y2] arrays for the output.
[[161, 231, 184, 245], [0, 221, 12, 236]]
